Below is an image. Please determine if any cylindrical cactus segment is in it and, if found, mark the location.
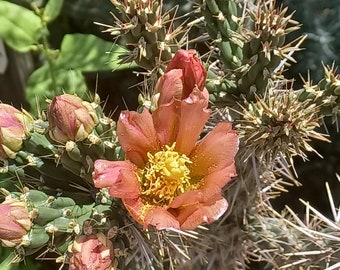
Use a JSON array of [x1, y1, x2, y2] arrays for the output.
[[201, 0, 243, 69], [205, 0, 304, 105], [103, 0, 185, 70]]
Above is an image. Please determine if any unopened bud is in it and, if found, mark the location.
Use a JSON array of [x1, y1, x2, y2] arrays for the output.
[[47, 94, 99, 143]]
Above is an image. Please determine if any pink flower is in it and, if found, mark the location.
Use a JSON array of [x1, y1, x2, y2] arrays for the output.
[[0, 104, 33, 160], [93, 89, 238, 230], [0, 197, 32, 247], [68, 233, 114, 270], [47, 94, 98, 143], [155, 49, 209, 106]]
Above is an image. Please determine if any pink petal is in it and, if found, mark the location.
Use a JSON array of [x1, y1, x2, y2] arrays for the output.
[[201, 87, 210, 101], [168, 190, 203, 209], [123, 198, 180, 230], [152, 99, 180, 146], [190, 122, 238, 177], [108, 168, 140, 199], [200, 163, 237, 201], [144, 208, 180, 230], [122, 197, 146, 225], [0, 215, 25, 240], [93, 160, 140, 199], [155, 69, 184, 106], [179, 197, 228, 230], [93, 160, 132, 188], [175, 90, 210, 155], [166, 49, 207, 94], [0, 104, 21, 115], [0, 112, 22, 128], [117, 109, 159, 167]]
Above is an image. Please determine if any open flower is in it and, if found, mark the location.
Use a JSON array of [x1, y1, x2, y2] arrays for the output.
[[47, 94, 98, 144], [0, 104, 33, 160], [68, 232, 114, 270], [93, 88, 238, 230], [154, 49, 209, 106], [0, 197, 32, 247]]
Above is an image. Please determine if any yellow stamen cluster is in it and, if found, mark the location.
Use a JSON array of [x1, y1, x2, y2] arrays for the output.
[[139, 143, 192, 206]]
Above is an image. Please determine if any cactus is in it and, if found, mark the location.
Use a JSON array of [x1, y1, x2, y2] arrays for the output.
[[201, 0, 243, 70], [203, 0, 305, 106], [99, 0, 188, 71], [2, 1, 340, 270]]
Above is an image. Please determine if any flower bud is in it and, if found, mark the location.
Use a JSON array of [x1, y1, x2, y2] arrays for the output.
[[68, 232, 114, 270], [0, 197, 32, 247], [0, 104, 33, 160], [155, 49, 208, 105], [47, 94, 99, 143]]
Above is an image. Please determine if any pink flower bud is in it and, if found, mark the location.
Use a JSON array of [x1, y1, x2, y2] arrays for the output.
[[155, 49, 208, 105], [0, 104, 33, 160], [47, 94, 99, 143], [68, 233, 114, 270], [0, 197, 32, 247]]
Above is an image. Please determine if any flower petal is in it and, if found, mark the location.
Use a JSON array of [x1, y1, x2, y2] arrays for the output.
[[93, 160, 132, 188], [175, 89, 210, 155], [152, 99, 181, 146], [190, 122, 238, 177], [200, 163, 237, 201], [144, 208, 180, 230], [155, 69, 184, 106], [122, 197, 146, 225], [168, 190, 203, 209], [123, 198, 180, 230], [108, 169, 140, 199], [166, 49, 207, 94], [117, 109, 159, 167], [179, 197, 228, 230], [93, 160, 140, 199]]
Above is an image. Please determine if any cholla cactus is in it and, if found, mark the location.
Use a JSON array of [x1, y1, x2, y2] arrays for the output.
[[299, 64, 340, 118], [99, 0, 189, 71], [236, 87, 328, 163], [197, 0, 340, 269], [204, 0, 305, 105], [2, 1, 340, 270], [248, 179, 340, 269]]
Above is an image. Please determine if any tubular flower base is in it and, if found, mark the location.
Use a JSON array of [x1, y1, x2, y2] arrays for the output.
[[93, 88, 238, 230]]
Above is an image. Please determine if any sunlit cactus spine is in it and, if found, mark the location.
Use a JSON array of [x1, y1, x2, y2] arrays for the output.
[[298, 64, 340, 120], [247, 180, 340, 269], [101, 0, 187, 71], [204, 0, 304, 106], [236, 88, 328, 164], [198, 0, 339, 269]]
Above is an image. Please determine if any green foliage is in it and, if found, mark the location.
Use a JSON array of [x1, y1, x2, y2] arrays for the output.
[[0, 1, 135, 116], [43, 0, 64, 23], [0, 1, 41, 52], [26, 33, 132, 114]]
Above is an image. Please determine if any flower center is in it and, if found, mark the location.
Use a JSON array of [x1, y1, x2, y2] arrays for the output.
[[139, 143, 192, 206]]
